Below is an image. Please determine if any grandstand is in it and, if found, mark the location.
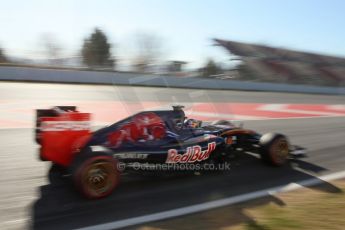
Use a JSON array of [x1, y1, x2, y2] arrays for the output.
[[214, 39, 345, 87]]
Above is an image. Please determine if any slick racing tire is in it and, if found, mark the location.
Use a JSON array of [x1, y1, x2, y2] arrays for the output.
[[259, 133, 289, 167], [71, 151, 120, 199]]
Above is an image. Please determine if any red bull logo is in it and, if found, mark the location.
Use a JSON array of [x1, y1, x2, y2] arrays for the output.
[[166, 142, 216, 163]]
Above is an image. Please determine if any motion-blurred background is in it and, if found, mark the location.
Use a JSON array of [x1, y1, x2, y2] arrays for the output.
[[0, 0, 344, 87]]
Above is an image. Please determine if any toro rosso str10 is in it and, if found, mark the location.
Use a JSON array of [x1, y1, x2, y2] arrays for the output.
[[35, 105, 305, 199]]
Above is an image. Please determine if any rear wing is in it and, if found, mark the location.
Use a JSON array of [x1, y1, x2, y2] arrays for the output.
[[35, 106, 79, 144], [35, 106, 91, 166]]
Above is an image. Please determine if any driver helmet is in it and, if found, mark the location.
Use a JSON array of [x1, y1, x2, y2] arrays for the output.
[[185, 118, 199, 128]]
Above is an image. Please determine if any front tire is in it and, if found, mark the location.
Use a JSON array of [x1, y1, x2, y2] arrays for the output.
[[259, 133, 289, 166], [71, 152, 120, 199]]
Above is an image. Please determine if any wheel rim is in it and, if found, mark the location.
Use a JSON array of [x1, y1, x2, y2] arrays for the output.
[[271, 138, 289, 164], [82, 160, 117, 197]]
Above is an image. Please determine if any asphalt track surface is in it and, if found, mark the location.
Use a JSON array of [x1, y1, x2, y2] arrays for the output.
[[0, 82, 344, 230]]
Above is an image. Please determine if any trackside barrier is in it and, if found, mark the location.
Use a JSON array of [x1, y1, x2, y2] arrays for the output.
[[0, 66, 344, 95]]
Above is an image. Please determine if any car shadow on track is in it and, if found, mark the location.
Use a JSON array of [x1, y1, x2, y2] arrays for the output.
[[30, 153, 342, 230], [139, 195, 287, 230]]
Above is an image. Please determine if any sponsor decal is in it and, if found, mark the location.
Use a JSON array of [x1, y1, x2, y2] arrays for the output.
[[90, 146, 108, 152], [41, 121, 90, 131], [166, 142, 216, 163], [114, 153, 149, 159]]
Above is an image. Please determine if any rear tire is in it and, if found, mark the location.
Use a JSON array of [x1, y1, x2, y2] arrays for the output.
[[71, 151, 120, 199], [259, 133, 289, 166]]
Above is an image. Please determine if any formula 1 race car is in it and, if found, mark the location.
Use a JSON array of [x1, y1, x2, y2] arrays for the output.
[[35, 105, 305, 199]]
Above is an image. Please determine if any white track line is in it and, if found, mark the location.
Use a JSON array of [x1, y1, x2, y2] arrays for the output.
[[77, 170, 345, 230], [328, 105, 345, 111], [259, 104, 345, 116]]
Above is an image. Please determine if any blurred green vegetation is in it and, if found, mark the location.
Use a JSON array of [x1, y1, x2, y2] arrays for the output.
[[138, 180, 345, 230]]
